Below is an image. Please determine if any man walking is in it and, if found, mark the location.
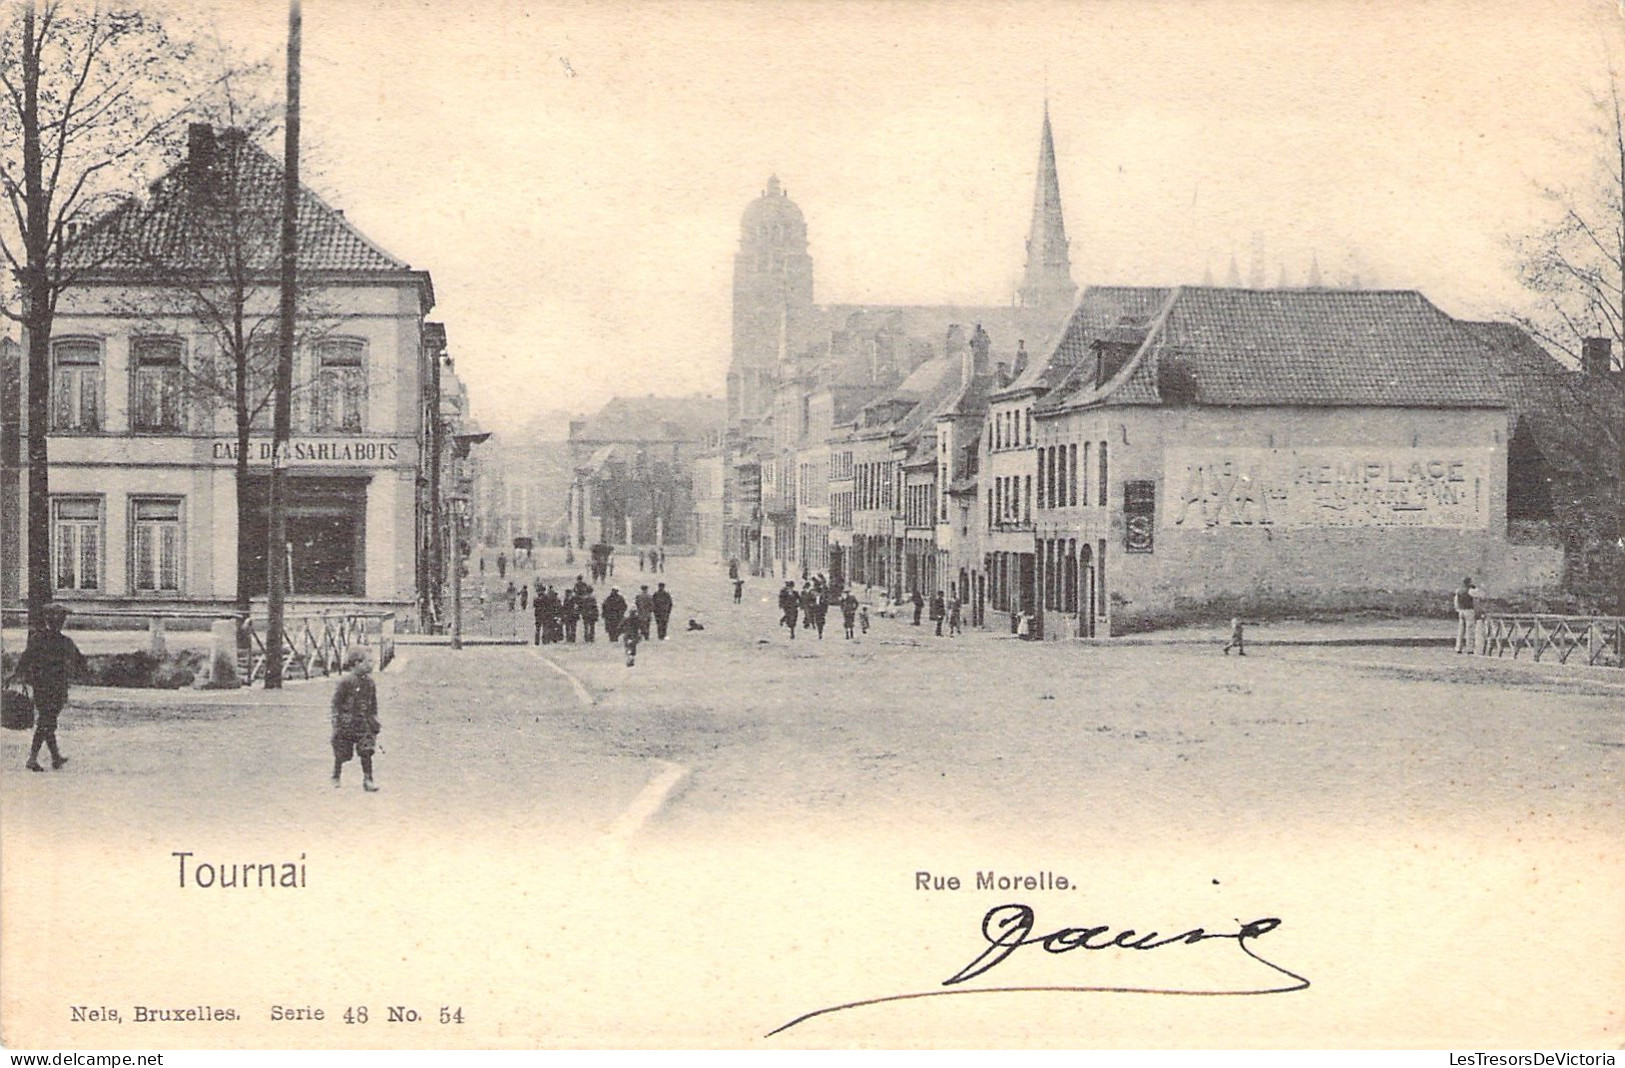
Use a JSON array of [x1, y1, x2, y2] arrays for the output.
[[652, 582, 674, 641], [561, 588, 580, 643], [1453, 577, 1478, 655], [840, 590, 858, 639], [779, 581, 800, 639], [732, 576, 745, 604], [579, 588, 599, 642], [15, 604, 85, 772], [930, 590, 946, 636], [911, 589, 925, 627], [602, 587, 627, 642]]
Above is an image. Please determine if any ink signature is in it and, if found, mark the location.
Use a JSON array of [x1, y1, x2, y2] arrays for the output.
[[768, 902, 1309, 1036]]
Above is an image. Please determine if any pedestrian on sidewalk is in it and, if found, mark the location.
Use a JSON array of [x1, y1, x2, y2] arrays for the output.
[[602, 587, 627, 642], [911, 589, 925, 626], [1453, 577, 1477, 655], [732, 576, 745, 604], [533, 586, 547, 645], [519, 583, 529, 612], [858, 602, 870, 635], [840, 591, 858, 639], [330, 649, 381, 792], [948, 596, 962, 637], [15, 603, 85, 772], [1222, 616, 1247, 656], [930, 591, 946, 636]]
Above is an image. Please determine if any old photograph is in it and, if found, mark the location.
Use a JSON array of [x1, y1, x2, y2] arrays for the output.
[[1, 0, 1622, 1051]]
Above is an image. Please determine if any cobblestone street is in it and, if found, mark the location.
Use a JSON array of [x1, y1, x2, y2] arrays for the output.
[[3, 552, 1620, 1046]]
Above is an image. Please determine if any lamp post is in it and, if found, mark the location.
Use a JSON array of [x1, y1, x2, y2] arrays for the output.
[[448, 494, 469, 651], [447, 429, 490, 651]]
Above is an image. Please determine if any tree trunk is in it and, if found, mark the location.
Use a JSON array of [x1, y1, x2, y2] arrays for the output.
[[21, 1, 51, 635], [235, 410, 253, 617]]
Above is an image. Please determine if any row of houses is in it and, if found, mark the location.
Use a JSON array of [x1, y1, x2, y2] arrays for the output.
[[695, 110, 1619, 635], [1, 124, 482, 627]]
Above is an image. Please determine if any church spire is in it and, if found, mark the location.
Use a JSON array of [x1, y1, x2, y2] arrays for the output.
[[1019, 102, 1077, 313]]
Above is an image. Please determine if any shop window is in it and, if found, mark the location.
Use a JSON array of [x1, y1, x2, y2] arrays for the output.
[[312, 338, 367, 432], [131, 498, 183, 593], [53, 497, 102, 591], [132, 337, 186, 432], [51, 339, 103, 431]]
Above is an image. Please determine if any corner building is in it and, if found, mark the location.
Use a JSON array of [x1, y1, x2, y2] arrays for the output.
[[17, 125, 435, 613]]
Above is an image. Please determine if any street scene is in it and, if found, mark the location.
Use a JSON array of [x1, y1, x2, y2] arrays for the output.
[[1, 0, 1623, 1053]]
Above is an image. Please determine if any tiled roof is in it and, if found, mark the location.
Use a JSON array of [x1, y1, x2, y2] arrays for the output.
[[68, 131, 414, 275], [1057, 287, 1506, 410], [1004, 285, 1171, 398]]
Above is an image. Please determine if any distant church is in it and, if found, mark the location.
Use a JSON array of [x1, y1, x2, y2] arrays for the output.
[[705, 105, 1079, 572]]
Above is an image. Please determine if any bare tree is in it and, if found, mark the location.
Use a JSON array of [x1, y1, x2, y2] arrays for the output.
[[1510, 74, 1625, 612], [0, 2, 199, 629]]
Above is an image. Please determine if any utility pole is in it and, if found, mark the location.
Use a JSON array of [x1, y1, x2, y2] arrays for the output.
[[266, 0, 301, 688]]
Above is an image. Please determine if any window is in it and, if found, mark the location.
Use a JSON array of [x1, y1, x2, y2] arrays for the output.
[[131, 498, 183, 592], [53, 497, 102, 591], [312, 338, 367, 432], [1080, 442, 1090, 505], [132, 337, 185, 432], [1098, 441, 1109, 507], [51, 339, 103, 431], [1068, 444, 1078, 506], [1024, 474, 1032, 523]]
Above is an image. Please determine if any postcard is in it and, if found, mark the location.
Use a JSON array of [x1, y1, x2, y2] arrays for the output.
[[1, 0, 1621, 1051]]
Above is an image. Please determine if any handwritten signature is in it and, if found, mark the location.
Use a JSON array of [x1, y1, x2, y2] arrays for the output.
[[768, 902, 1309, 1036]]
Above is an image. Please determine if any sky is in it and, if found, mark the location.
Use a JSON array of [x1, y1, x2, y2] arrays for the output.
[[175, 0, 1622, 434]]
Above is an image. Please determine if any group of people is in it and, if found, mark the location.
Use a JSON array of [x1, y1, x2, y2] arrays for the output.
[[533, 575, 677, 665], [776, 575, 871, 640], [639, 548, 667, 573], [907, 589, 964, 637], [533, 576, 604, 644]]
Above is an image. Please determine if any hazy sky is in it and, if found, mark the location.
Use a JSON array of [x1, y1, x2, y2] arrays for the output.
[[190, 0, 1621, 433]]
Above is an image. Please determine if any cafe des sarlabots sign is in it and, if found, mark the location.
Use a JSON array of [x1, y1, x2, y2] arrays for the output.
[[210, 438, 405, 466], [1164, 447, 1492, 530]]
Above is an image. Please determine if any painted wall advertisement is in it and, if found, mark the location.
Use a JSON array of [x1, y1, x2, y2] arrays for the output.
[[1162, 447, 1492, 530]]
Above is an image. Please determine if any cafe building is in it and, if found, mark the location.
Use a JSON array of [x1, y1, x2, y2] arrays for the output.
[[11, 125, 434, 613]]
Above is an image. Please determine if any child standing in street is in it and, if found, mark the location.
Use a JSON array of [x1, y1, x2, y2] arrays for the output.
[[1222, 617, 1247, 656], [331, 649, 382, 791], [623, 608, 642, 667]]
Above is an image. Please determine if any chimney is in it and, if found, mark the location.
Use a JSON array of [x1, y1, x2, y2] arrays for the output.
[[1581, 337, 1613, 376], [966, 324, 991, 385], [187, 123, 216, 182], [1010, 340, 1029, 381], [995, 362, 1010, 387]]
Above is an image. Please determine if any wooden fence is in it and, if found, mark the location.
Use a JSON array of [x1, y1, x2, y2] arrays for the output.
[[1480, 613, 1623, 667], [239, 612, 396, 685]]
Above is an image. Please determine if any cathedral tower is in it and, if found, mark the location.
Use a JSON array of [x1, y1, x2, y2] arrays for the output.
[[728, 175, 815, 428], [1017, 104, 1077, 314]]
